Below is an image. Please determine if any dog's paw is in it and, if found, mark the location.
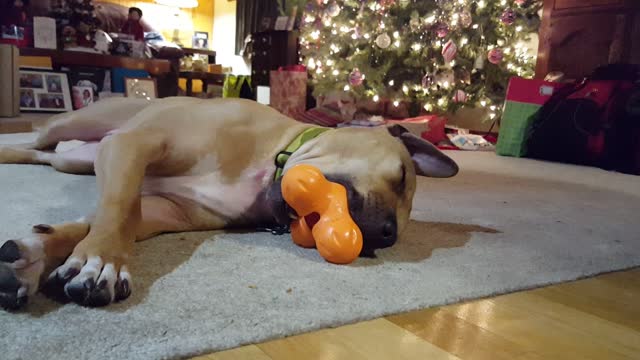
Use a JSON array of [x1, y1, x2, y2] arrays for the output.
[[46, 256, 131, 307], [0, 236, 46, 310]]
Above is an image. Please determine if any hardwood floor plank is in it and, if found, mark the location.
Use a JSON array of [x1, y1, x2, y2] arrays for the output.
[[530, 271, 640, 331], [258, 318, 460, 360], [441, 296, 634, 360], [193, 345, 273, 360], [491, 292, 640, 358], [388, 307, 545, 360]]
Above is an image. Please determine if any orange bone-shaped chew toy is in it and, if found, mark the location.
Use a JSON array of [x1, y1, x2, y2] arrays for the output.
[[281, 164, 363, 264]]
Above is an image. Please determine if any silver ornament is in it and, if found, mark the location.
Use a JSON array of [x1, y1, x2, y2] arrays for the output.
[[375, 33, 391, 49]]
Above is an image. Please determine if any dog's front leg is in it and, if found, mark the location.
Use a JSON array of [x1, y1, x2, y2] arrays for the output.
[[53, 131, 167, 307]]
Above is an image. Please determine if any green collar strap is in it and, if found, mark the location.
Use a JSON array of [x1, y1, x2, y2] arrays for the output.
[[274, 127, 330, 180]]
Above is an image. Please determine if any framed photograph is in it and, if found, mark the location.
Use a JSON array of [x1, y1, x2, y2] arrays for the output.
[[192, 31, 209, 49], [124, 77, 158, 100], [19, 69, 72, 112], [1, 25, 24, 40], [72, 86, 94, 110]]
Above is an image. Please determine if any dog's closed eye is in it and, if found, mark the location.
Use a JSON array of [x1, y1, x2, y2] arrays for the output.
[[393, 164, 406, 195]]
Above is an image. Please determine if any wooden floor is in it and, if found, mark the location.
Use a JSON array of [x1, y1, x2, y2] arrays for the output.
[[196, 268, 640, 360]]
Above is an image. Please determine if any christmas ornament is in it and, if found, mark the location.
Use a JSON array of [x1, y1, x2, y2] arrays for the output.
[[349, 68, 364, 86], [453, 90, 467, 103], [375, 33, 391, 48], [515, 0, 526, 5], [436, 23, 449, 38], [460, 9, 472, 28], [326, 1, 340, 17], [474, 54, 485, 69], [442, 40, 457, 62], [488, 48, 504, 64], [501, 8, 516, 25], [421, 73, 434, 89]]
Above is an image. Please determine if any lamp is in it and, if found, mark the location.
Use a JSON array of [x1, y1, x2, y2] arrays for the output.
[[154, 0, 199, 45]]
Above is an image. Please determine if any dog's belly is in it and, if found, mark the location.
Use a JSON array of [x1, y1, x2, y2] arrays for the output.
[[141, 167, 274, 222]]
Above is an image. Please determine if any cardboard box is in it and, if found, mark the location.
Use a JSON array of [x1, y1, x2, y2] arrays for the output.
[[0, 44, 19, 117]]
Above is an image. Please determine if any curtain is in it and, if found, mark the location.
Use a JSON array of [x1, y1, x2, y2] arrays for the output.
[[235, 0, 280, 55]]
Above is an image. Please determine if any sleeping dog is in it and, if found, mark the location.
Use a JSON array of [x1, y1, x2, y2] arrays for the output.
[[0, 97, 458, 309]]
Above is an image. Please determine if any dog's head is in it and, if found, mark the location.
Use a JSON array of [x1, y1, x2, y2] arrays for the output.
[[274, 124, 458, 257]]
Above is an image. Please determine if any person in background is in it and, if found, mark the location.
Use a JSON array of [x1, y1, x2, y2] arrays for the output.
[[120, 7, 144, 41]]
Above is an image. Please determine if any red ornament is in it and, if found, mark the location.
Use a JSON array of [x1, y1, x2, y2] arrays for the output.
[[488, 48, 504, 64], [501, 8, 516, 25], [349, 68, 363, 86], [442, 40, 457, 63]]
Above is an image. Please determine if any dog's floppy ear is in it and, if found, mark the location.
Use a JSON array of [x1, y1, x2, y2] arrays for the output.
[[387, 124, 459, 178]]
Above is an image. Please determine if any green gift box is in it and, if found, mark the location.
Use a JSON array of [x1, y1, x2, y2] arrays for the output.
[[497, 77, 568, 157]]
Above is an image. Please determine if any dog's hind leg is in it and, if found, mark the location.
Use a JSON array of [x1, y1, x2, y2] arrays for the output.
[[0, 142, 97, 174]]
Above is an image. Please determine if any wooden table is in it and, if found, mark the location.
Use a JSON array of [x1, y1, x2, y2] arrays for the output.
[[180, 47, 217, 65], [19, 48, 172, 75], [179, 71, 226, 96]]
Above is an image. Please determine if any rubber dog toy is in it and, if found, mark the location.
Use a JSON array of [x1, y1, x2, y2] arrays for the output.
[[281, 164, 363, 264]]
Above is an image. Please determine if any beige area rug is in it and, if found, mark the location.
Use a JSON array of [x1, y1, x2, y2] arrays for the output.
[[1, 132, 639, 360]]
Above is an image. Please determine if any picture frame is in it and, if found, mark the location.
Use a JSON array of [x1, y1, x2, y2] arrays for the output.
[[192, 31, 209, 49], [19, 68, 73, 113], [274, 16, 289, 31], [72, 85, 94, 110], [124, 77, 158, 100]]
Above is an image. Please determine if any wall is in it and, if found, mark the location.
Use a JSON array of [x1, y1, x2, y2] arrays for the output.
[[104, 0, 214, 47], [212, 0, 250, 74]]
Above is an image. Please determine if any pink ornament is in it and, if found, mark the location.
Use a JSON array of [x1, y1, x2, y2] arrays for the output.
[[501, 8, 516, 25], [349, 68, 363, 86], [515, 0, 526, 5], [488, 48, 504, 64], [436, 23, 449, 38], [453, 90, 467, 103], [442, 40, 457, 63]]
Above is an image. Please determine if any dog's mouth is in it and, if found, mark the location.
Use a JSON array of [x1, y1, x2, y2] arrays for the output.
[[266, 176, 398, 258]]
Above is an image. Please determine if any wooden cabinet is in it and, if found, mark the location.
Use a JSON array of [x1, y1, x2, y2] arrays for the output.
[[251, 31, 299, 87], [535, 0, 640, 79]]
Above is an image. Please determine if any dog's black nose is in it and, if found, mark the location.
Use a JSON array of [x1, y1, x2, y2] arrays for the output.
[[381, 218, 397, 248]]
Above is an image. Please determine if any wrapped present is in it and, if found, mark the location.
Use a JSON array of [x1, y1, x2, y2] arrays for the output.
[[496, 77, 569, 157], [270, 65, 308, 118], [386, 115, 447, 144]]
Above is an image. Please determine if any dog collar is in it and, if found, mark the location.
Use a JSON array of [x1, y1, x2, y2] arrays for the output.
[[274, 127, 330, 180]]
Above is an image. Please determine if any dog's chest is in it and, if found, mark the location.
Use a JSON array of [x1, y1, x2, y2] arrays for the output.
[[141, 164, 274, 220]]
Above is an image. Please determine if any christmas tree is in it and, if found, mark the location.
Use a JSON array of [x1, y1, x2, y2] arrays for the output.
[[300, 0, 543, 119]]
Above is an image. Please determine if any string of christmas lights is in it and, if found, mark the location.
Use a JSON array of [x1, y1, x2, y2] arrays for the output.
[[299, 0, 542, 118]]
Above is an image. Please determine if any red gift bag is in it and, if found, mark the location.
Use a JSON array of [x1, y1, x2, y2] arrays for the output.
[[270, 65, 308, 118]]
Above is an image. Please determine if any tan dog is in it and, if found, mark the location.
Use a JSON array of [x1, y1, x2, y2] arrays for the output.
[[0, 97, 458, 309]]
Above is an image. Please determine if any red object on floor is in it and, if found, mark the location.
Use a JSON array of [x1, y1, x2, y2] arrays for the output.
[[386, 115, 447, 144]]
